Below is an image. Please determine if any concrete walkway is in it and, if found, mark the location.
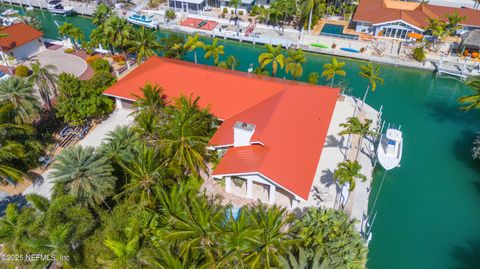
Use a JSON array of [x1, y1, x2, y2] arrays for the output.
[[23, 109, 134, 198]]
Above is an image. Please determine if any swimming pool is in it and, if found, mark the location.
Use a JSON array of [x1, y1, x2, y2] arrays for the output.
[[321, 23, 359, 39]]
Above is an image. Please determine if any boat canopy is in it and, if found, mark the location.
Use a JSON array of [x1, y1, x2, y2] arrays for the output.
[[386, 129, 402, 140]]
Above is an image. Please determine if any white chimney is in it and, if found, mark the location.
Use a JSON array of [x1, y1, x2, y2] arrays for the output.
[[233, 121, 255, 147]]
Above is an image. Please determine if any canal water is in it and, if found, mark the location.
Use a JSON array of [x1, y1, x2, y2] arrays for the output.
[[5, 6, 480, 269]]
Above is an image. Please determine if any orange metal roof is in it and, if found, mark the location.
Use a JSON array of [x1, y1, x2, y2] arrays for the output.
[[0, 23, 43, 51], [104, 56, 340, 200], [353, 0, 480, 29]]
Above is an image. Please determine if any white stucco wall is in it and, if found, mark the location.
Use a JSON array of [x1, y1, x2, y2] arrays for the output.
[[10, 38, 45, 61]]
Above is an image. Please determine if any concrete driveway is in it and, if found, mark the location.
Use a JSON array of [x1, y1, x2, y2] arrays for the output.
[[23, 109, 135, 199], [25, 49, 87, 77]]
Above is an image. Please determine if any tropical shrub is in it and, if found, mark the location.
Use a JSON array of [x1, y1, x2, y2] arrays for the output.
[[238, 10, 244, 15], [86, 54, 102, 65], [223, 7, 228, 13], [412, 46, 426, 62], [64, 47, 75, 53], [166, 9, 176, 21], [112, 54, 126, 63], [90, 58, 111, 73], [55, 72, 114, 125], [14, 65, 30, 77]]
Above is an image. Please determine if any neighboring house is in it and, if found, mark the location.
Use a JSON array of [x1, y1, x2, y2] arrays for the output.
[[352, 0, 480, 39], [104, 57, 340, 209], [168, 0, 207, 13], [0, 23, 45, 65], [219, 0, 255, 12]]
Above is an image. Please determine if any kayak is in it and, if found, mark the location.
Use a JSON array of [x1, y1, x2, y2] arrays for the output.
[[310, 43, 330, 49], [340, 47, 361, 53]]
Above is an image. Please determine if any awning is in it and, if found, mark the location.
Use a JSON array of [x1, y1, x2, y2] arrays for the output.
[[408, 32, 424, 39]]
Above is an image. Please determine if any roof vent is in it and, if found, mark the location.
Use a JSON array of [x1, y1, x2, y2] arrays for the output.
[[233, 121, 255, 147]]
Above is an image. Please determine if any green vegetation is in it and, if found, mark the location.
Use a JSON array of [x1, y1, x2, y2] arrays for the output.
[[204, 37, 225, 65], [127, 26, 162, 64], [14, 65, 30, 77], [334, 160, 367, 191], [55, 72, 115, 125], [58, 22, 85, 48], [184, 33, 205, 64], [338, 117, 377, 161], [90, 58, 112, 73], [165, 9, 176, 21], [0, 84, 367, 268], [160, 33, 186, 59], [29, 61, 58, 116], [359, 63, 384, 109], [258, 44, 285, 77], [308, 72, 320, 84], [321, 57, 346, 87], [286, 49, 306, 80], [412, 46, 426, 62], [0, 77, 39, 123]]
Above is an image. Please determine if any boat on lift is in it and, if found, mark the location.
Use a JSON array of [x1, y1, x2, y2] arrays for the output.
[[1, 9, 19, 16], [377, 128, 403, 170], [47, 1, 74, 16], [127, 13, 159, 28]]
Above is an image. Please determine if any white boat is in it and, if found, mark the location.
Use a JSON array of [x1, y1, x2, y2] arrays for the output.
[[1, 9, 19, 16], [127, 14, 159, 28], [377, 128, 403, 170], [47, 1, 74, 15]]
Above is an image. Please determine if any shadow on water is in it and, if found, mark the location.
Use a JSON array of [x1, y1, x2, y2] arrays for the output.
[[453, 130, 480, 174], [451, 240, 480, 269], [425, 100, 480, 124]]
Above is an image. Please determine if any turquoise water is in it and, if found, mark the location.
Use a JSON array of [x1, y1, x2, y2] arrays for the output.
[[321, 23, 358, 38], [5, 5, 480, 268]]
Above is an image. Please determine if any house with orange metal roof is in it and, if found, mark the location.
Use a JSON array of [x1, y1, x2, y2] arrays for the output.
[[103, 56, 356, 209], [0, 23, 45, 65], [352, 0, 480, 39]]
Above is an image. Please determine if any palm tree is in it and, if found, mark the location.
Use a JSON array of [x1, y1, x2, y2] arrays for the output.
[[244, 204, 294, 268], [99, 126, 139, 164], [458, 80, 480, 111], [127, 26, 161, 64], [29, 61, 58, 116], [258, 44, 285, 77], [92, 3, 113, 26], [333, 160, 366, 191], [204, 38, 225, 65], [321, 57, 346, 87], [308, 72, 320, 84], [158, 187, 224, 267], [301, 0, 321, 34], [294, 207, 367, 268], [218, 209, 260, 268], [132, 83, 166, 113], [0, 204, 37, 254], [156, 95, 216, 176], [118, 144, 166, 207], [50, 146, 116, 207], [0, 104, 35, 184], [338, 117, 376, 160], [184, 34, 205, 64], [278, 246, 327, 269], [226, 55, 239, 70], [0, 77, 40, 123], [445, 12, 466, 36], [104, 16, 132, 54], [58, 22, 74, 40], [286, 49, 306, 80], [69, 26, 85, 49], [359, 63, 384, 110]]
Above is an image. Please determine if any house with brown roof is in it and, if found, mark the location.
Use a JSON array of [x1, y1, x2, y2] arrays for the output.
[[103, 56, 359, 209], [0, 23, 45, 65], [352, 0, 480, 39]]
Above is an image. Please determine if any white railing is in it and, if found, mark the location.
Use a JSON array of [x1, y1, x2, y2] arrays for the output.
[[318, 32, 359, 40]]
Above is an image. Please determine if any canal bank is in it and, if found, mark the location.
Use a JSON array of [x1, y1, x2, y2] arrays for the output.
[[3, 5, 480, 269]]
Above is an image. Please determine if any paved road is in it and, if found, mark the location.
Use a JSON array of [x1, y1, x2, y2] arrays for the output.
[[23, 109, 134, 199]]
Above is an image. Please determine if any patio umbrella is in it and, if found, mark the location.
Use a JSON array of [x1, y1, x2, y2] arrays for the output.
[[408, 32, 424, 39]]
